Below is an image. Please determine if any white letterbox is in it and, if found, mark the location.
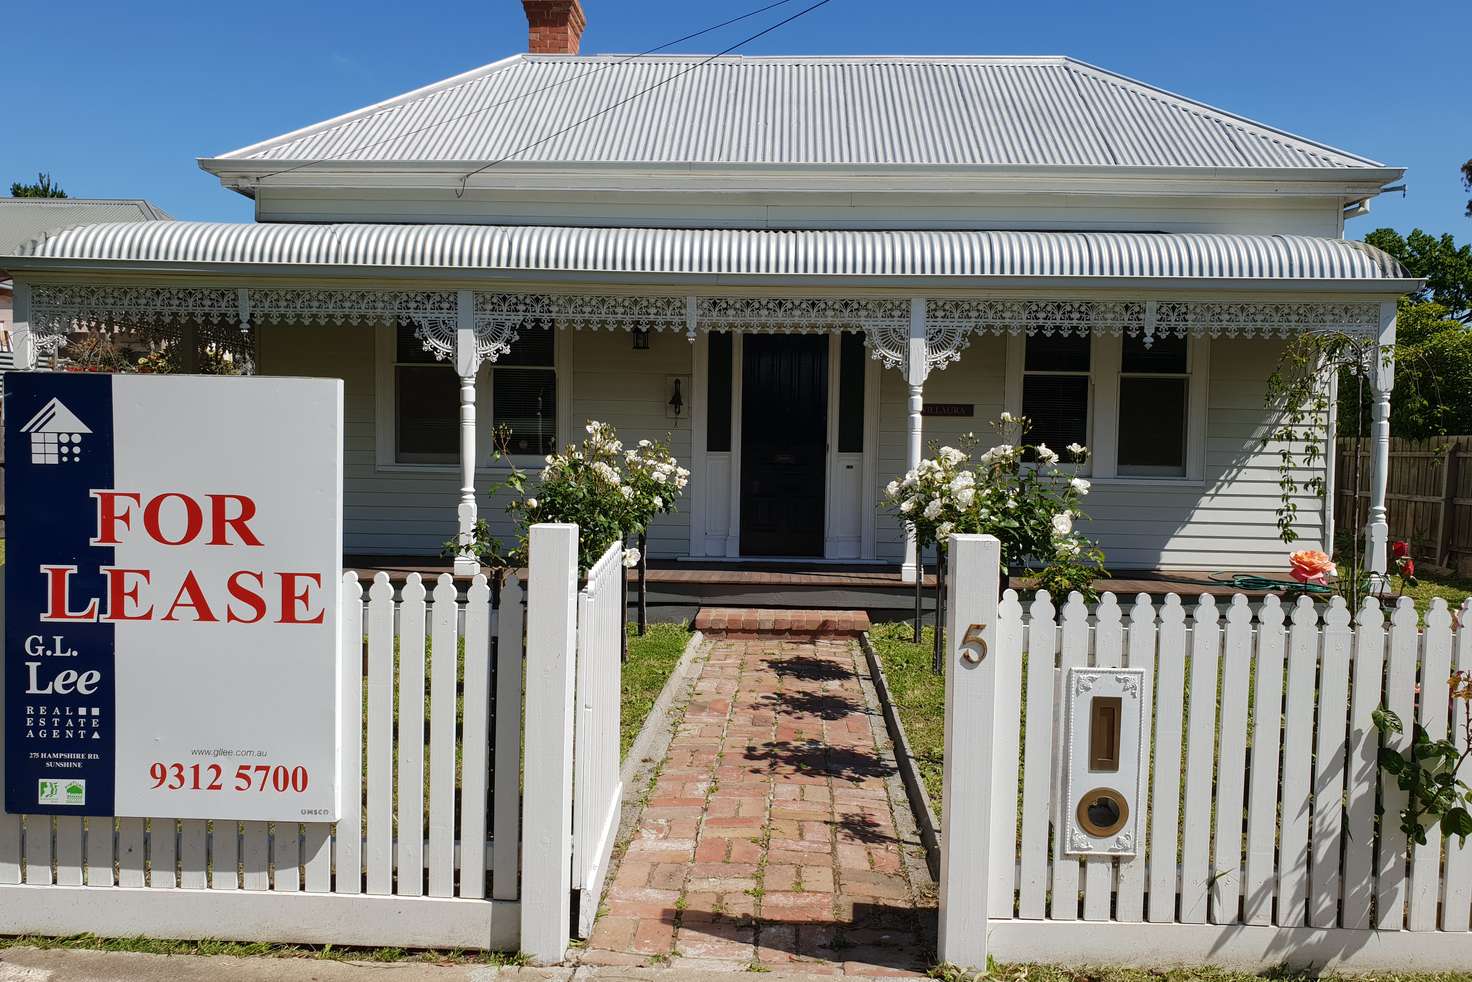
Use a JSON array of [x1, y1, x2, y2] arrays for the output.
[[1059, 667, 1147, 856]]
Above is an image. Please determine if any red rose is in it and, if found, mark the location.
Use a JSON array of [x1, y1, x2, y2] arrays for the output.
[[1402, 558, 1415, 578], [1391, 540, 1410, 560]]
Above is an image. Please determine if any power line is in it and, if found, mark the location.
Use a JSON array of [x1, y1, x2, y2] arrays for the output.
[[253, 0, 810, 185], [454, 0, 836, 196]]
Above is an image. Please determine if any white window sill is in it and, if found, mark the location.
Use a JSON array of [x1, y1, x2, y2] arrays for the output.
[[1088, 476, 1205, 489], [375, 460, 545, 476]]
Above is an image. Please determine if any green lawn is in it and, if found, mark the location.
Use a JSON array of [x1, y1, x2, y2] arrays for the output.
[[621, 622, 693, 757], [1399, 566, 1472, 615], [868, 621, 946, 808]]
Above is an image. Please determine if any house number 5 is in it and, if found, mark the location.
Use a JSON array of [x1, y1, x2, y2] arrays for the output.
[[960, 623, 988, 664]]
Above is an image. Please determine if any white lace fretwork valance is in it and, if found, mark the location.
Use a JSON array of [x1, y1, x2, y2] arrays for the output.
[[22, 285, 1384, 376]]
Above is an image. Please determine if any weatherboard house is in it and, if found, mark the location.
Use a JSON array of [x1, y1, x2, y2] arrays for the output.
[[2, 0, 1416, 596]]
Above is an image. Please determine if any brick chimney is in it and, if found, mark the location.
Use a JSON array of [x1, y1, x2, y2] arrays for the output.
[[523, 0, 586, 54]]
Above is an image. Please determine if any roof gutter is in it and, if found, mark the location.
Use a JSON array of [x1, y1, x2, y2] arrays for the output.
[[0, 255, 1425, 297]]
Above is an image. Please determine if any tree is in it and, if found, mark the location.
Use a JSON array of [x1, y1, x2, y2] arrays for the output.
[[1358, 228, 1472, 438], [1463, 157, 1471, 217], [10, 173, 67, 198], [1335, 298, 1472, 439], [1366, 227, 1471, 323]]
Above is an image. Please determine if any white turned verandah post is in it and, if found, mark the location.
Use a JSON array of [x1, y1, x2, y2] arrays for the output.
[[1363, 299, 1398, 583], [902, 298, 929, 584], [454, 290, 481, 576]]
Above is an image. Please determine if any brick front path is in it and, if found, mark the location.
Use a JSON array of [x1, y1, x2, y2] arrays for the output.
[[580, 637, 934, 976]]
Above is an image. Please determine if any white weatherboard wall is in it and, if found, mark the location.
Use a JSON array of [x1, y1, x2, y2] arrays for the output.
[[873, 336, 1324, 570], [257, 324, 692, 559], [262, 324, 1321, 570]]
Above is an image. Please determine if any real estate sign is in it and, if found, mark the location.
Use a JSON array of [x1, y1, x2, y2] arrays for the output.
[[4, 373, 343, 821]]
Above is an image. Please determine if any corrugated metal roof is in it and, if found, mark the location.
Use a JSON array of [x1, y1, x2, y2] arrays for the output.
[[0, 199, 171, 256], [9, 222, 1407, 281], [210, 55, 1384, 171]]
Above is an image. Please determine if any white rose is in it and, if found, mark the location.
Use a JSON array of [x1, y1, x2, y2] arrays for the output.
[[1055, 538, 1081, 558], [639, 439, 652, 448], [885, 480, 900, 497], [619, 485, 634, 499], [980, 444, 1014, 465], [1066, 442, 1088, 459], [999, 411, 1016, 424], [1051, 512, 1074, 537], [1070, 477, 1091, 494], [900, 499, 915, 514], [956, 488, 976, 507], [622, 547, 641, 568], [653, 497, 663, 509], [923, 499, 944, 521], [936, 522, 955, 539], [949, 471, 975, 491], [526, 497, 538, 509], [1035, 444, 1059, 464]]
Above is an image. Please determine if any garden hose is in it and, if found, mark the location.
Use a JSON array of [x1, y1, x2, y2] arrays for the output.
[[1208, 572, 1333, 596]]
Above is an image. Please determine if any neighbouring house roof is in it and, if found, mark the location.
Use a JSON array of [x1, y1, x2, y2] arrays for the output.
[[201, 55, 1390, 175], [0, 198, 171, 257], [6, 222, 1411, 286]]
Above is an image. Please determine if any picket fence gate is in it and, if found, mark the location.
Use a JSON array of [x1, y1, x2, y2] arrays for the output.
[[571, 540, 626, 937], [0, 570, 525, 950], [939, 535, 1472, 973]]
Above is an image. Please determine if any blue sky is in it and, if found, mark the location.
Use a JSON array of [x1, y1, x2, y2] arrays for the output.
[[5, 0, 1468, 241]]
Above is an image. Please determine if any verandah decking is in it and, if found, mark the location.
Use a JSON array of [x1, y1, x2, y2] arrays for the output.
[[345, 555, 1276, 621]]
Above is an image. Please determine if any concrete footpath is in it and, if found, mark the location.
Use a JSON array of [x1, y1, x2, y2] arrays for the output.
[[0, 948, 879, 982]]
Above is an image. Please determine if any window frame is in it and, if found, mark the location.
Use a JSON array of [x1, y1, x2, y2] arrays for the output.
[[1116, 334, 1192, 478], [374, 324, 570, 474], [1007, 333, 1094, 476], [1004, 332, 1209, 485]]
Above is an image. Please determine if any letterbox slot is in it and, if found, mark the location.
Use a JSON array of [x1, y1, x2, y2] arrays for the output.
[[1089, 696, 1122, 772]]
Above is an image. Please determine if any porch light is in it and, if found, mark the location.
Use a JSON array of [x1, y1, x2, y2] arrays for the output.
[[668, 377, 684, 417], [631, 328, 650, 350]]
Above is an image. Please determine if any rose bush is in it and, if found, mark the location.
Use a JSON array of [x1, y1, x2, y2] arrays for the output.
[[456, 420, 688, 580], [883, 413, 1107, 598]]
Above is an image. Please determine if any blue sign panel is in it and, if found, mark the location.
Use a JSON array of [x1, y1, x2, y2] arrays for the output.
[[5, 372, 117, 815]]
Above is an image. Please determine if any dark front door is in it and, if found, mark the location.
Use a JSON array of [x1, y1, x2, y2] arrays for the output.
[[740, 334, 828, 556]]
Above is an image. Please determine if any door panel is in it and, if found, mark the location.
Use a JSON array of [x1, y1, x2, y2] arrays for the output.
[[740, 335, 828, 556]]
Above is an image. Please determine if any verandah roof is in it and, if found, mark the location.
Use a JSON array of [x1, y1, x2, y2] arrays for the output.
[[8, 222, 1411, 288]]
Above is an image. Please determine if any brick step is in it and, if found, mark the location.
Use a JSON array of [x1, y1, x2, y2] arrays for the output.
[[693, 607, 870, 639]]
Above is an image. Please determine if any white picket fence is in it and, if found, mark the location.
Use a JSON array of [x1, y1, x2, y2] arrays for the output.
[[940, 534, 1472, 972], [572, 540, 626, 936], [0, 570, 524, 950]]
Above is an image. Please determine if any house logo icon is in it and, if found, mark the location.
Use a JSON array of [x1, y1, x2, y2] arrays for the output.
[[21, 398, 92, 465]]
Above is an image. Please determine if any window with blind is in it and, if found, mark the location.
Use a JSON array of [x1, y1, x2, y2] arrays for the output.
[[394, 327, 458, 463], [492, 325, 557, 457], [1117, 334, 1188, 476], [393, 324, 557, 464], [1021, 335, 1090, 457]]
